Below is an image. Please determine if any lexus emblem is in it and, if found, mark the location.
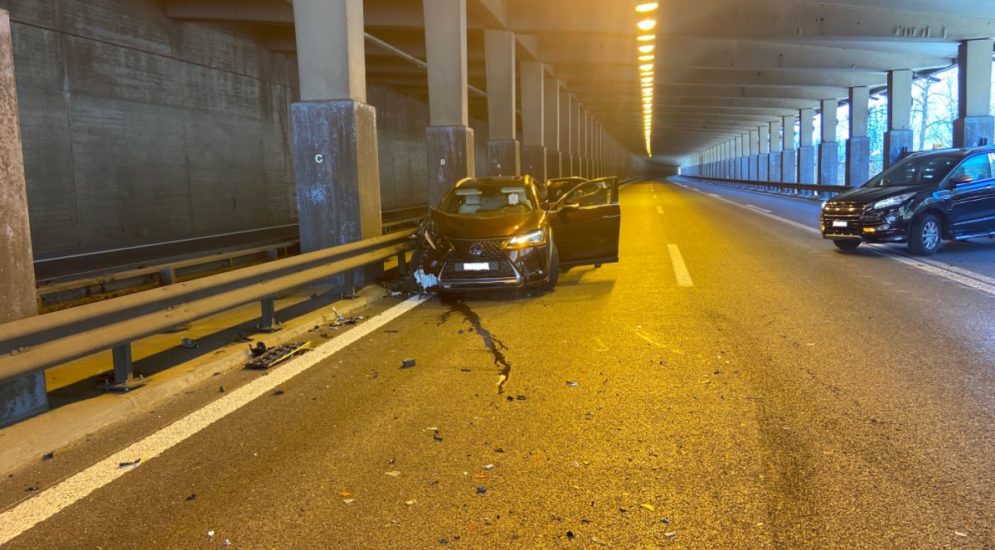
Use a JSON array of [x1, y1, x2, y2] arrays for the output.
[[469, 243, 485, 257]]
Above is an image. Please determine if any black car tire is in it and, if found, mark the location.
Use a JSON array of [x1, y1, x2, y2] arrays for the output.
[[543, 244, 560, 291], [833, 239, 861, 251], [908, 213, 942, 256]]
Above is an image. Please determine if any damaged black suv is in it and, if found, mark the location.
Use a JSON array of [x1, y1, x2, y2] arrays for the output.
[[821, 146, 995, 255], [413, 175, 621, 291]]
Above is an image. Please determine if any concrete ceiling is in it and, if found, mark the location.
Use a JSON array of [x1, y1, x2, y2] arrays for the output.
[[163, 0, 995, 165]]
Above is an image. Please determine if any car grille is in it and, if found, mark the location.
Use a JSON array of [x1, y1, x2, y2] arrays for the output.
[[445, 238, 507, 260], [441, 259, 517, 280], [822, 201, 867, 220]]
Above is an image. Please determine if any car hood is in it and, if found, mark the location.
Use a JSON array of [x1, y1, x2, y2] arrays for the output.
[[429, 208, 544, 239], [832, 185, 921, 204]]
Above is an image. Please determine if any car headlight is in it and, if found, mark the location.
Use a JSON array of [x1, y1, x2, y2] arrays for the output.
[[872, 193, 915, 210], [820, 200, 828, 211], [504, 229, 547, 249]]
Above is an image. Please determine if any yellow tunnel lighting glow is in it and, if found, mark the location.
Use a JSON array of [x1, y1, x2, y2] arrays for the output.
[[638, 54, 655, 62], [638, 44, 655, 54], [635, 2, 659, 13], [639, 64, 654, 72], [637, 19, 656, 32], [641, 76, 654, 83], [637, 34, 656, 42]]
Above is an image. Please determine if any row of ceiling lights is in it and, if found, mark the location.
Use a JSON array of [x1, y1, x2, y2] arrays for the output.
[[636, 2, 658, 156]]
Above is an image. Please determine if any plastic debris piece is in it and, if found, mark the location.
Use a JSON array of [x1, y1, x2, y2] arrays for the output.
[[339, 490, 352, 498], [664, 532, 677, 539], [566, 381, 579, 387], [414, 269, 439, 291], [516, 395, 527, 401], [641, 503, 656, 511], [343, 499, 355, 505], [207, 530, 215, 539], [118, 458, 141, 468], [433, 429, 443, 442], [955, 531, 968, 537], [401, 359, 416, 369], [566, 531, 575, 540], [24, 486, 37, 492], [476, 486, 487, 495], [186, 494, 196, 501], [386, 471, 401, 477], [405, 499, 417, 506], [181, 338, 199, 349], [224, 539, 232, 547], [439, 538, 449, 545], [273, 389, 285, 396], [42, 452, 54, 461], [660, 518, 671, 524], [483, 464, 494, 471], [246, 342, 310, 370]]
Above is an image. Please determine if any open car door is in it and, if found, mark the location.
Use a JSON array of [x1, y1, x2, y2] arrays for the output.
[[549, 177, 621, 268]]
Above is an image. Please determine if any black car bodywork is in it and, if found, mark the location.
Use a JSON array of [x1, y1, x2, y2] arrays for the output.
[[820, 146, 995, 255], [414, 176, 621, 291]]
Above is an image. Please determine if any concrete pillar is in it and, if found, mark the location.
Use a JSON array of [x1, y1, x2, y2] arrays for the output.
[[758, 125, 770, 181], [798, 108, 816, 184], [424, 0, 474, 204], [769, 121, 782, 182], [521, 61, 546, 183], [954, 39, 995, 148], [733, 135, 743, 179], [561, 90, 573, 176], [0, 9, 44, 425], [291, 0, 381, 256], [884, 69, 913, 168], [484, 29, 519, 176], [748, 129, 760, 180], [781, 116, 798, 183], [572, 99, 583, 176], [544, 77, 561, 179], [847, 86, 871, 185], [585, 113, 594, 176], [819, 99, 839, 185]]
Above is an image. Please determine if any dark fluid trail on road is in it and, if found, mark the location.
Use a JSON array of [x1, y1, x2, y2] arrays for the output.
[[440, 298, 513, 394]]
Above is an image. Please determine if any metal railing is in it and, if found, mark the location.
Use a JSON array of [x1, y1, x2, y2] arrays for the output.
[[34, 207, 427, 312], [681, 175, 853, 198], [1, 229, 416, 390]]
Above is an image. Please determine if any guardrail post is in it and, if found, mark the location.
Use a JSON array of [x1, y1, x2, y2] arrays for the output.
[[397, 251, 408, 275], [159, 267, 176, 285], [258, 297, 280, 332], [101, 343, 141, 392], [343, 271, 357, 299]]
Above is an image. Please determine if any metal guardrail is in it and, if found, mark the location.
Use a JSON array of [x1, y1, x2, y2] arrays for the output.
[[681, 175, 853, 197], [34, 207, 428, 312], [1, 229, 416, 390]]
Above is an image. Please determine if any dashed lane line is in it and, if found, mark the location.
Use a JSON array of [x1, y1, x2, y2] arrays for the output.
[[675, 181, 995, 298], [657, 206, 664, 215], [667, 244, 695, 288], [0, 296, 429, 546]]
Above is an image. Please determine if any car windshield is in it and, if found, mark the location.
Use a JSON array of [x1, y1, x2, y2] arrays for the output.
[[864, 154, 960, 187], [440, 185, 535, 215]]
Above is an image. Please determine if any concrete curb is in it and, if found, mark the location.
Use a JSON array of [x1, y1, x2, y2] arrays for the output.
[[0, 285, 390, 475]]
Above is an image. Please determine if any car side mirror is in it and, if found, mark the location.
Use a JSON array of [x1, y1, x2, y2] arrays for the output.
[[951, 174, 973, 187]]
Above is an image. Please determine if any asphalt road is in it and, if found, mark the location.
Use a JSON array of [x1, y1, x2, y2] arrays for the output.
[[3, 180, 994, 549]]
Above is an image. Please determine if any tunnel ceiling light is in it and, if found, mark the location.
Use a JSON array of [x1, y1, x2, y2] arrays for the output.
[[638, 44, 655, 54], [637, 18, 657, 32], [635, 2, 659, 13], [638, 54, 655, 62], [641, 76, 654, 83], [639, 63, 655, 72], [637, 34, 656, 42]]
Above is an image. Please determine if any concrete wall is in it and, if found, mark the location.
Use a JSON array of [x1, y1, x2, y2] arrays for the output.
[[2, 0, 469, 259]]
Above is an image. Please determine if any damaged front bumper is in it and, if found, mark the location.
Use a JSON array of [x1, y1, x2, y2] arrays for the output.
[[415, 237, 549, 292]]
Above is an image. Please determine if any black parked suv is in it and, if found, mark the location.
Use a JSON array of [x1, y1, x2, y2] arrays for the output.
[[821, 146, 995, 255]]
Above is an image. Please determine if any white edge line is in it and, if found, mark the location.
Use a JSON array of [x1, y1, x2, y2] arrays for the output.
[[677, 181, 995, 297], [667, 244, 694, 288], [0, 295, 429, 546]]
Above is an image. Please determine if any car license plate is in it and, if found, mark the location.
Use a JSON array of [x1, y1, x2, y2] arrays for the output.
[[462, 262, 491, 271], [832, 220, 848, 228]]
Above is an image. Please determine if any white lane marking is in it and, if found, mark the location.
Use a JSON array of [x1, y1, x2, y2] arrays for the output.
[[667, 244, 695, 287], [656, 206, 664, 215], [745, 204, 773, 214], [633, 327, 665, 348], [676, 180, 995, 297], [0, 296, 429, 546]]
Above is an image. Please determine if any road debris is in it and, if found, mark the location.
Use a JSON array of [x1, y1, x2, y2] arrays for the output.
[[566, 531, 576, 540], [272, 389, 285, 396], [476, 486, 487, 495], [401, 358, 417, 369], [414, 269, 439, 291], [343, 499, 355, 505], [339, 490, 352, 497], [207, 530, 215, 539], [186, 494, 196, 501], [566, 381, 579, 387], [180, 338, 199, 349], [483, 464, 495, 471], [249, 342, 267, 357], [405, 499, 417, 506], [224, 539, 232, 547], [955, 531, 968, 537], [433, 429, 444, 442], [664, 532, 677, 539], [42, 452, 54, 461], [118, 458, 142, 469], [385, 471, 401, 477], [218, 385, 225, 393], [246, 342, 310, 369], [641, 503, 656, 511]]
